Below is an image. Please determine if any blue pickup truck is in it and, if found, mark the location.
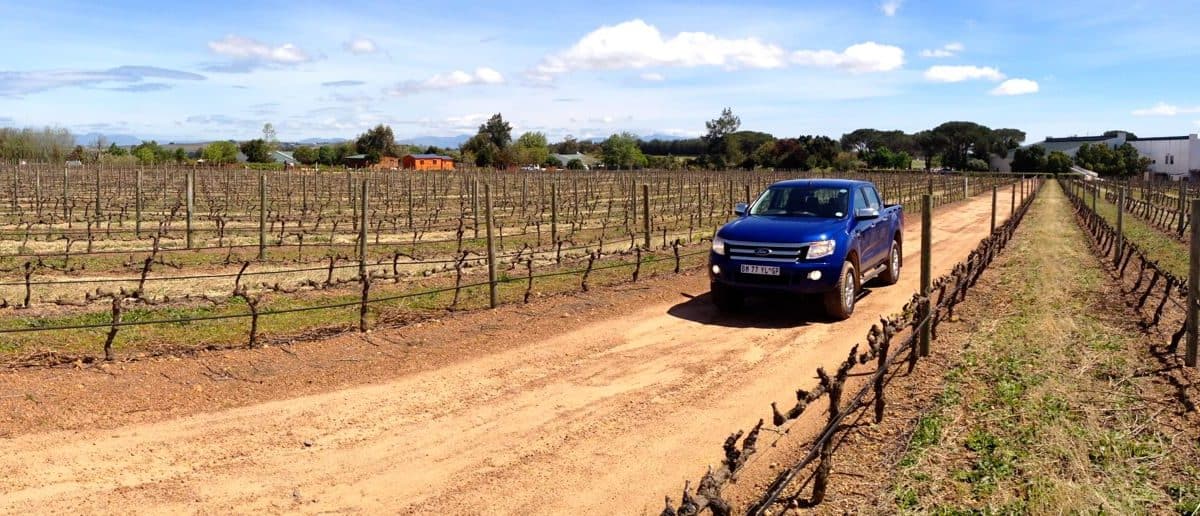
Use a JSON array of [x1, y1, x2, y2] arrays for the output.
[[709, 179, 903, 320]]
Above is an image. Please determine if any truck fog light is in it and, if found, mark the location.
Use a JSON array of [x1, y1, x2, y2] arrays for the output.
[[808, 271, 822, 281], [711, 265, 721, 275]]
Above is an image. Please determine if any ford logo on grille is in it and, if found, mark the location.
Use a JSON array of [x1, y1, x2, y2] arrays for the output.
[[754, 248, 771, 256]]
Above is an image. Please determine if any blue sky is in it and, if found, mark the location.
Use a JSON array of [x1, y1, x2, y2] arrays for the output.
[[2, 0, 1200, 144]]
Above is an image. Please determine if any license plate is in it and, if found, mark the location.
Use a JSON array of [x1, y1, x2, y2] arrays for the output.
[[740, 264, 781, 276]]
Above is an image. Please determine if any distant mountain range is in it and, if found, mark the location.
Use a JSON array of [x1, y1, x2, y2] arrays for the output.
[[397, 135, 472, 148]]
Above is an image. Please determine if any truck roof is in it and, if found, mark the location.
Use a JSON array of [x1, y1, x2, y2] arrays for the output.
[[768, 178, 873, 189]]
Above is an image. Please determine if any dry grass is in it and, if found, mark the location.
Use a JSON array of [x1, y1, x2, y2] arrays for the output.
[[889, 183, 1200, 514]]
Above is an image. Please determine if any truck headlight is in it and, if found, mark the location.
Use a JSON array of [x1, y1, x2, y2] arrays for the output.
[[711, 235, 726, 255], [807, 240, 836, 259]]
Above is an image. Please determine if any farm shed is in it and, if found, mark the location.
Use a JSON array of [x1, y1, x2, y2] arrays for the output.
[[343, 154, 402, 170], [402, 154, 455, 171]]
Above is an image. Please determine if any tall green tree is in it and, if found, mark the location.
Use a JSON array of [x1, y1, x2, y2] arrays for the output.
[[930, 121, 994, 170], [478, 113, 512, 149], [601, 132, 648, 169], [1046, 151, 1072, 174], [203, 141, 239, 164], [293, 146, 318, 165], [702, 107, 742, 167], [240, 139, 272, 163], [355, 124, 398, 164], [1010, 145, 1046, 172], [513, 132, 550, 166]]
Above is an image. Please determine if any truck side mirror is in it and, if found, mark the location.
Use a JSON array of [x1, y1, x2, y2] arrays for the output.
[[733, 202, 748, 216], [855, 207, 880, 219]]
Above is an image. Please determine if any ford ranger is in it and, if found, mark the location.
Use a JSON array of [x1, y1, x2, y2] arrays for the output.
[[709, 179, 903, 320]]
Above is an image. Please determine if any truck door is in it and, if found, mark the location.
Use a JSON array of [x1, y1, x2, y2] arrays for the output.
[[853, 187, 880, 268], [857, 186, 887, 269], [863, 186, 891, 269]]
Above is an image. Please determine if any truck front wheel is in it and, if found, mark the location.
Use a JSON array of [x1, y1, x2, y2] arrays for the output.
[[823, 261, 857, 320], [711, 282, 743, 313], [878, 239, 901, 286]]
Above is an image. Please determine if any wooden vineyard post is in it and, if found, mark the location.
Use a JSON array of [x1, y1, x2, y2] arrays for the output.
[[920, 194, 932, 357], [135, 168, 142, 237], [1091, 182, 1098, 213], [258, 172, 267, 261], [550, 182, 559, 245], [472, 178, 480, 240], [34, 168, 41, 219], [990, 186, 997, 234], [963, 176, 969, 199], [1115, 188, 1125, 266], [185, 169, 195, 249], [631, 180, 637, 231], [301, 171, 308, 214], [62, 167, 69, 225], [1010, 181, 1016, 217], [744, 184, 751, 205], [350, 172, 358, 232], [485, 183, 498, 309], [1188, 199, 1200, 367], [642, 184, 651, 248], [359, 178, 369, 280], [94, 168, 101, 219], [1179, 180, 1188, 237]]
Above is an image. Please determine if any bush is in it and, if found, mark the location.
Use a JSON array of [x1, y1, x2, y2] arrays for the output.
[[967, 158, 991, 171], [566, 158, 585, 170]]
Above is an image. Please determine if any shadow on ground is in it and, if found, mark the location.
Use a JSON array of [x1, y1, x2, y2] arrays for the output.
[[667, 289, 876, 329]]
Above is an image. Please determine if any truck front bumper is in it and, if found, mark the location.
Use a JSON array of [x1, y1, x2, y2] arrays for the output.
[[709, 252, 842, 295]]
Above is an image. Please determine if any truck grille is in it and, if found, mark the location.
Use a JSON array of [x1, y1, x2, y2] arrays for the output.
[[725, 241, 808, 262]]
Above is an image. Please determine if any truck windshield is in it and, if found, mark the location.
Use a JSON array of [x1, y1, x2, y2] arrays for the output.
[[750, 186, 850, 218]]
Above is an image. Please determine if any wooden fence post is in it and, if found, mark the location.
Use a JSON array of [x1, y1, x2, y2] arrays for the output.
[[920, 194, 932, 357], [642, 184, 651, 248], [359, 178, 368, 280], [485, 183, 498, 308], [1010, 181, 1016, 217], [990, 186, 997, 234], [1188, 200, 1200, 367], [62, 167, 69, 224], [551, 182, 559, 244], [258, 172, 267, 261], [472, 178, 480, 240], [185, 169, 194, 249], [1115, 188, 1125, 266], [1179, 180, 1188, 237], [135, 168, 142, 237]]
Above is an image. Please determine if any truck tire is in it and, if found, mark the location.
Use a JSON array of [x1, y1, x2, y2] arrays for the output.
[[878, 239, 901, 286], [823, 261, 857, 320], [711, 282, 743, 313]]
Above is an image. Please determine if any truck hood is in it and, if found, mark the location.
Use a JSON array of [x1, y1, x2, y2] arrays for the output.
[[718, 216, 848, 243]]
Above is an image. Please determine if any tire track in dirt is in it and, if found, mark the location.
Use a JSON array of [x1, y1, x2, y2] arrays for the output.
[[0, 184, 1024, 514]]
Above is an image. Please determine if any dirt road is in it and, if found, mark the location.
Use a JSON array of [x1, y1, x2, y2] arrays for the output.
[[0, 184, 1023, 514]]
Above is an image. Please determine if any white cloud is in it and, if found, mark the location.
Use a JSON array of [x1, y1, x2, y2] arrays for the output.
[[530, 19, 786, 81], [791, 42, 905, 73], [1131, 102, 1200, 116], [924, 65, 1005, 82], [208, 35, 311, 64], [0, 66, 204, 96], [387, 68, 505, 96], [881, 0, 902, 16], [344, 38, 378, 55], [640, 72, 665, 81], [919, 42, 964, 58], [989, 78, 1039, 96]]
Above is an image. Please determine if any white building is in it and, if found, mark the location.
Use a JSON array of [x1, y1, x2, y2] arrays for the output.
[[995, 132, 1200, 180], [1129, 135, 1200, 180]]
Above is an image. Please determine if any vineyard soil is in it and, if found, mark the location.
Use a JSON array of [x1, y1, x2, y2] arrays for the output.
[[0, 184, 1022, 514]]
